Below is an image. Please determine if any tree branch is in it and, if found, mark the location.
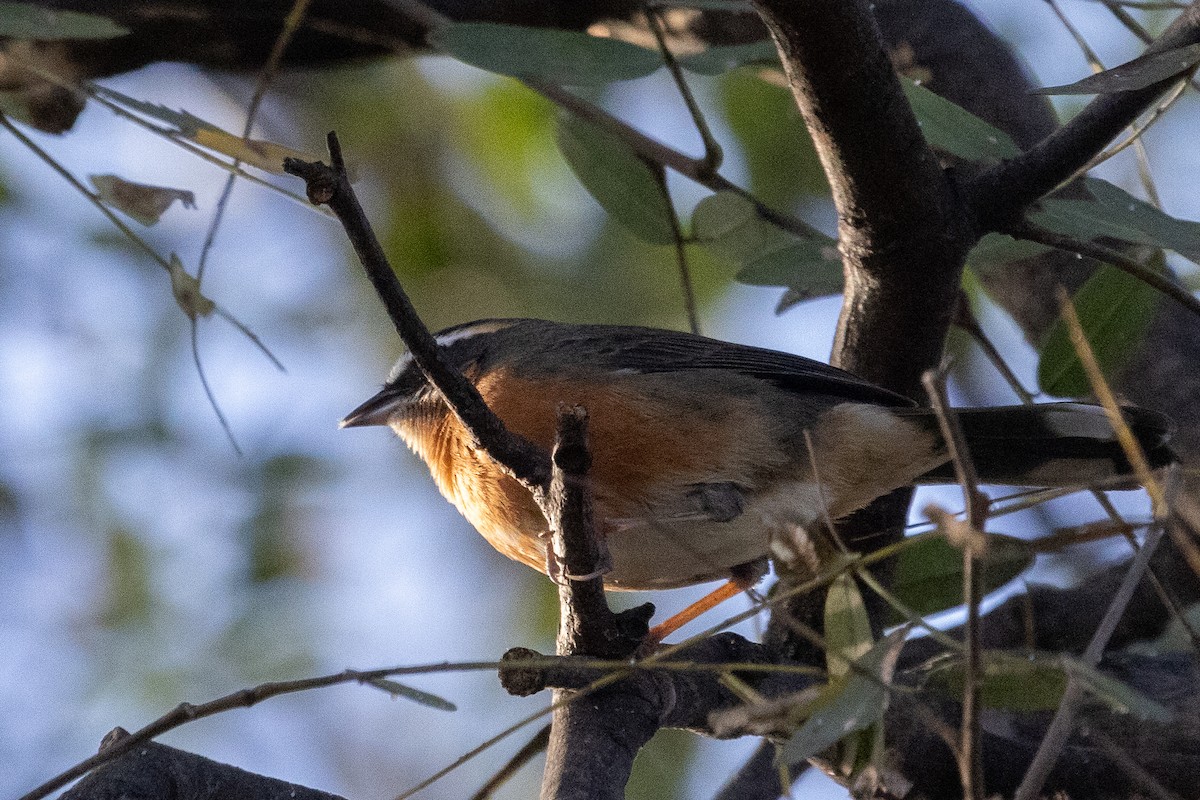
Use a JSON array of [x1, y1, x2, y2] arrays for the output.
[[968, 1, 1200, 229], [752, 0, 972, 397], [282, 133, 550, 489]]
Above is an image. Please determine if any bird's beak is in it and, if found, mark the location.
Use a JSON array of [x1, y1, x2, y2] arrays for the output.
[[340, 388, 404, 429]]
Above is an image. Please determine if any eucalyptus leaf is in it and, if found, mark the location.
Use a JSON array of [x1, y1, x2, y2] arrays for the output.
[[1037, 262, 1160, 397], [1030, 185, 1200, 264], [887, 533, 1033, 624], [781, 629, 907, 763], [693, 192, 842, 298], [1063, 658, 1173, 721], [967, 232, 1053, 274], [366, 678, 458, 711], [433, 22, 661, 85], [0, 2, 128, 39], [555, 113, 675, 244], [678, 41, 779, 75], [1035, 43, 1200, 95], [902, 79, 1021, 161], [824, 574, 873, 681], [924, 651, 1067, 712]]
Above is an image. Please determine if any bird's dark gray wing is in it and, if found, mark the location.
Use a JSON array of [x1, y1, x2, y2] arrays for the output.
[[545, 322, 914, 407]]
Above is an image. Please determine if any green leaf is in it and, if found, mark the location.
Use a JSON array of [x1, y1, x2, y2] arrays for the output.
[[925, 651, 1068, 711], [1037, 262, 1160, 397], [902, 79, 1021, 161], [966, 232, 1054, 274], [887, 533, 1033, 624], [555, 112, 676, 244], [1046, 178, 1200, 265], [366, 678, 458, 711], [90, 175, 196, 226], [692, 192, 842, 298], [1035, 43, 1200, 95], [1063, 658, 1173, 722], [100, 528, 153, 628], [824, 574, 873, 681], [781, 629, 907, 763], [0, 3, 128, 39], [678, 41, 779, 75], [433, 22, 661, 85]]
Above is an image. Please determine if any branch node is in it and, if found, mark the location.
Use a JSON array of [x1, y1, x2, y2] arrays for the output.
[[499, 647, 548, 697]]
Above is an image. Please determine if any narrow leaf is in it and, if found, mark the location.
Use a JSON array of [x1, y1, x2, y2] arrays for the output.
[[1080, 178, 1200, 264], [887, 533, 1033, 624], [191, 128, 319, 175], [678, 42, 779, 75], [692, 191, 842, 298], [824, 574, 873, 681], [1062, 658, 1173, 721], [1035, 43, 1200, 95], [433, 22, 661, 85], [781, 629, 907, 763], [90, 85, 212, 136], [366, 678, 458, 711], [168, 255, 215, 321], [902, 79, 1021, 161], [90, 175, 196, 226], [555, 112, 675, 244], [0, 2, 128, 39], [924, 651, 1067, 712], [967, 232, 1053, 274], [1037, 263, 1160, 397]]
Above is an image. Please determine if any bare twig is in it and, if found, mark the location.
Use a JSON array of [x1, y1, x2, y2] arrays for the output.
[[197, 0, 315, 282], [646, 5, 723, 174], [18, 660, 508, 800], [659, 174, 701, 334], [1056, 288, 1167, 511], [468, 725, 552, 800], [1012, 519, 1169, 800], [283, 133, 551, 488], [922, 368, 986, 800]]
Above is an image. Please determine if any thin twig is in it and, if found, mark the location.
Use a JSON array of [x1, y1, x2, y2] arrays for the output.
[[646, 5, 723, 173], [468, 725, 552, 800], [660, 174, 701, 334], [0, 113, 279, 446], [190, 322, 241, 455], [1056, 288, 1167, 511], [19, 660, 505, 800], [197, 0, 314, 283], [283, 133, 551, 488], [525, 79, 821, 240], [922, 367, 985, 800], [1012, 517, 1169, 800]]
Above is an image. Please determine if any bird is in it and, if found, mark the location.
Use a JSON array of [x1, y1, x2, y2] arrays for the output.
[[340, 318, 1174, 593]]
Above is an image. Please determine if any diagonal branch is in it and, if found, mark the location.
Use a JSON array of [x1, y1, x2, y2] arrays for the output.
[[282, 133, 550, 489], [968, 1, 1200, 230]]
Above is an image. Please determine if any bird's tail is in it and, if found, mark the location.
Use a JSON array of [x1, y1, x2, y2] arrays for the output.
[[907, 402, 1175, 487]]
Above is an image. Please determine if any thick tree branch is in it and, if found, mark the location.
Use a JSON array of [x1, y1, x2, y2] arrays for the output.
[[61, 731, 347, 800], [752, 0, 972, 397]]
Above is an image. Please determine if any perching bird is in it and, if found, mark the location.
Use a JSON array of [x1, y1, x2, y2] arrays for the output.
[[341, 319, 1173, 591]]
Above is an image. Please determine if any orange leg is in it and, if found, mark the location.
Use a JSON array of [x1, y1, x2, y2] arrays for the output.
[[645, 579, 744, 645]]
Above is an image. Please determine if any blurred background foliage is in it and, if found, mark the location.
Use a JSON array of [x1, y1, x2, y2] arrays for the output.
[[0, 3, 1194, 799]]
